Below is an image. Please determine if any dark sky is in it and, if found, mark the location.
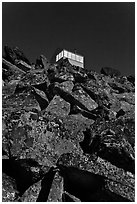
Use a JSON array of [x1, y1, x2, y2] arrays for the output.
[[2, 2, 135, 76]]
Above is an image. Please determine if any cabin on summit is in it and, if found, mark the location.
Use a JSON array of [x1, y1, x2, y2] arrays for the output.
[[51, 48, 84, 68]]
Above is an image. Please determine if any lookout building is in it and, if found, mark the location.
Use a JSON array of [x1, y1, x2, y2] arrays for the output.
[[51, 48, 84, 68]]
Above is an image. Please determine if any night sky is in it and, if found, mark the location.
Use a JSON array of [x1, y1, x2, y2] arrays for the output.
[[2, 2, 135, 76]]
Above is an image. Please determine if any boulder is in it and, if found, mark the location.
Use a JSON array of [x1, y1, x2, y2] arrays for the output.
[[101, 67, 121, 77], [46, 95, 70, 117], [40, 55, 50, 71], [13, 46, 31, 65], [2, 47, 135, 202], [4, 45, 31, 65], [15, 60, 31, 72]]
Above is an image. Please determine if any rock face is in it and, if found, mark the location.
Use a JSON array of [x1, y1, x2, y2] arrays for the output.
[[2, 45, 135, 202]]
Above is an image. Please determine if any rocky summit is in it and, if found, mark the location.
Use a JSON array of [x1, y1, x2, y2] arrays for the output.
[[2, 45, 135, 202]]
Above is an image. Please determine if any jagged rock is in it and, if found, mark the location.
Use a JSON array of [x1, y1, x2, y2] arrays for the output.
[[31, 87, 49, 111], [2, 47, 135, 202], [46, 95, 70, 117], [3, 87, 41, 112], [108, 82, 125, 93], [49, 72, 74, 83], [2, 66, 14, 82], [81, 127, 135, 174], [4, 45, 17, 64], [2, 58, 26, 81], [97, 139, 135, 174], [2, 80, 20, 96], [113, 92, 135, 105], [4, 45, 31, 65], [40, 55, 50, 71], [123, 119, 135, 147], [54, 86, 97, 113], [127, 75, 135, 85], [58, 73, 74, 82], [2, 173, 18, 202], [35, 58, 43, 69], [57, 81, 74, 93], [81, 84, 106, 107], [72, 85, 98, 111], [15, 60, 31, 72], [13, 46, 31, 65], [101, 67, 121, 77]]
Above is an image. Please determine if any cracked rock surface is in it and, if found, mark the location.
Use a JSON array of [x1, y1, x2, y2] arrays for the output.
[[2, 45, 135, 202]]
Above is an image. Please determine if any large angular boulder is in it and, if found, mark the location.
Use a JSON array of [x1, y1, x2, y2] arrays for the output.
[[2, 47, 135, 202], [46, 95, 70, 117]]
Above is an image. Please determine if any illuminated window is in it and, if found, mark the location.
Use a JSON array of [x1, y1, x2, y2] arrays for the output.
[[68, 52, 71, 59], [64, 50, 68, 58], [76, 55, 80, 62], [60, 51, 63, 58], [71, 53, 75, 60], [79, 56, 83, 63]]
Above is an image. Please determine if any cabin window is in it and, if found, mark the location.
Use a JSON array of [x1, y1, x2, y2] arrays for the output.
[[64, 50, 68, 58]]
